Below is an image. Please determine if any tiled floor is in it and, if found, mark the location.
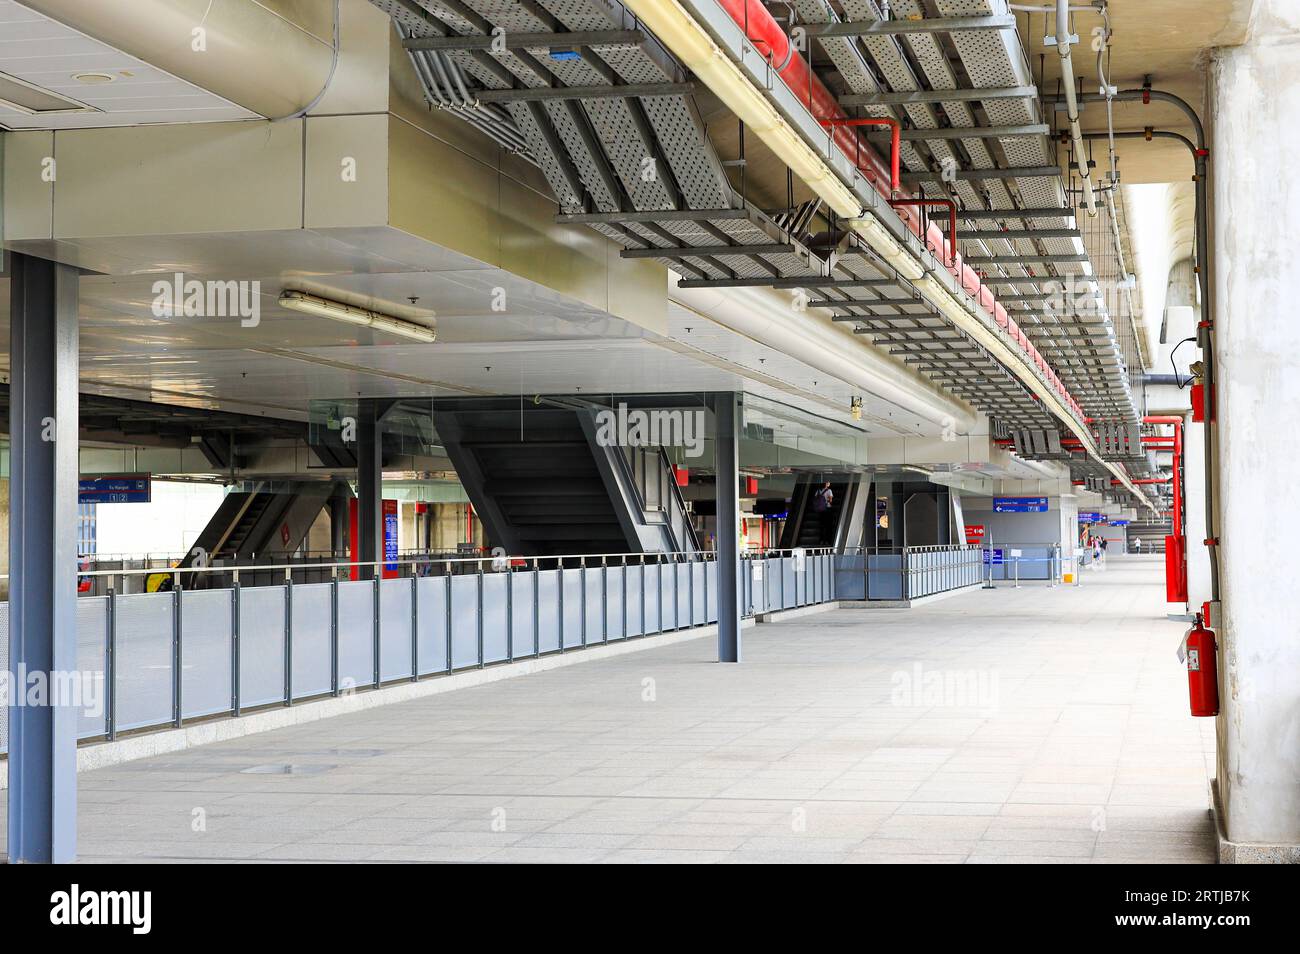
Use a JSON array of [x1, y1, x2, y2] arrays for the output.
[[1, 555, 1216, 863]]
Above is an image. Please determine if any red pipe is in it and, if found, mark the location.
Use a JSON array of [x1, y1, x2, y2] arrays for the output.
[[889, 198, 957, 267], [1143, 417, 1184, 540], [819, 117, 900, 194], [713, 0, 1085, 420]]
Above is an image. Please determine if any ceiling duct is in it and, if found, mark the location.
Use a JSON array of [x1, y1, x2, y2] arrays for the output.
[[17, 0, 337, 119]]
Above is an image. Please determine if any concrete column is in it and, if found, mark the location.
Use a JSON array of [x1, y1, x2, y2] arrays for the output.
[[1210, 0, 1300, 860], [356, 399, 382, 580], [712, 392, 741, 663], [7, 253, 80, 863]]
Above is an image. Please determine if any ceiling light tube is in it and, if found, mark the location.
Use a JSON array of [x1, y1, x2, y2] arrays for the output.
[[279, 290, 436, 342]]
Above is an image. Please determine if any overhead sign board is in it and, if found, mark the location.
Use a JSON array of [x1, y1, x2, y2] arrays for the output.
[[79, 473, 151, 504], [964, 524, 986, 544], [1078, 511, 1106, 523], [1110, 519, 1131, 527], [993, 496, 1048, 513]]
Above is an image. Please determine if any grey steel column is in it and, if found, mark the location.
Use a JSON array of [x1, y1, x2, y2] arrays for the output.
[[356, 399, 382, 581], [713, 392, 742, 663], [7, 252, 79, 863]]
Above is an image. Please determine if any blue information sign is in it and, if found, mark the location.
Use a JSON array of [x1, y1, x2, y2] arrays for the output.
[[79, 474, 151, 504], [1110, 519, 1130, 527], [982, 548, 1005, 565], [993, 496, 1048, 513], [1078, 511, 1106, 523]]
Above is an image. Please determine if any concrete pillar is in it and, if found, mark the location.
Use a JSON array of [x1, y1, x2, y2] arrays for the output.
[[356, 400, 382, 580], [712, 392, 741, 663], [6, 253, 80, 863], [1210, 0, 1300, 860]]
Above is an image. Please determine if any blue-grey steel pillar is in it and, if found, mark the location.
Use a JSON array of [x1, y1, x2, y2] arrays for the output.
[[356, 399, 382, 581], [713, 392, 741, 662], [7, 252, 80, 863]]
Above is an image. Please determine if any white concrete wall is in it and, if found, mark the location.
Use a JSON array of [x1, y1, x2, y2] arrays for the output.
[[1211, 0, 1300, 849]]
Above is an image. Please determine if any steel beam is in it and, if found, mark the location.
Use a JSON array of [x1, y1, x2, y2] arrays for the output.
[[476, 82, 692, 103], [803, 15, 1016, 38], [808, 297, 920, 308], [964, 254, 1089, 264], [7, 252, 79, 864], [956, 228, 1080, 239], [620, 244, 795, 259], [676, 276, 896, 290], [840, 85, 1036, 107], [959, 207, 1074, 220], [898, 123, 1049, 141], [712, 392, 741, 663], [903, 165, 1063, 183], [356, 399, 383, 582], [558, 208, 748, 224], [404, 30, 644, 52]]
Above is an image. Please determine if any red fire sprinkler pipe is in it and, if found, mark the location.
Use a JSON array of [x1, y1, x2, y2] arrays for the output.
[[818, 117, 901, 194], [889, 198, 958, 268], [1144, 415, 1187, 603]]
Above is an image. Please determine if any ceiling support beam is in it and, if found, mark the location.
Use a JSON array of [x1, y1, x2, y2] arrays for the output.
[[404, 30, 644, 52], [956, 228, 1081, 240], [558, 209, 747, 224], [621, 244, 796, 259], [965, 254, 1089, 265], [840, 86, 1037, 107], [898, 123, 1050, 141], [803, 15, 1016, 38], [904, 165, 1063, 184], [475, 82, 692, 103], [960, 207, 1075, 220], [675, 276, 898, 290]]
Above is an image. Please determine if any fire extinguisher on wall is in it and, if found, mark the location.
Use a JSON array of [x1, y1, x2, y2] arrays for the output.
[[1181, 613, 1220, 717]]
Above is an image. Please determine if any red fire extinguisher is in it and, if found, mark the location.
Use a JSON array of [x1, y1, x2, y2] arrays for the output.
[[1183, 614, 1220, 717]]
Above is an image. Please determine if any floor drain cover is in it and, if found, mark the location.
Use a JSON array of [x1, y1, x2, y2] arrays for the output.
[[240, 763, 337, 775]]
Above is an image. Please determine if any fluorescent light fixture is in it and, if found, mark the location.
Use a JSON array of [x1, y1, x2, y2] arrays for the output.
[[278, 290, 436, 342], [0, 71, 93, 114]]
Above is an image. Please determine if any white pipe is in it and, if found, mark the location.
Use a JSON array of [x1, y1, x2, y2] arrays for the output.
[[1056, 0, 1098, 216], [668, 275, 980, 434]]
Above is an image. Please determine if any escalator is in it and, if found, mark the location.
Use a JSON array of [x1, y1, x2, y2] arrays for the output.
[[169, 480, 348, 585], [779, 475, 868, 551], [432, 398, 699, 557]]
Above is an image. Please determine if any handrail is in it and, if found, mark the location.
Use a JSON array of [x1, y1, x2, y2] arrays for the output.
[[30, 545, 837, 582]]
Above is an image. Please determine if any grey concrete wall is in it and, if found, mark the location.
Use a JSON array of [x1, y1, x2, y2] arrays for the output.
[[962, 505, 1063, 547]]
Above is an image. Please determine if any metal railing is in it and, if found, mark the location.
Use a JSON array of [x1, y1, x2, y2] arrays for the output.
[[0, 548, 837, 755], [978, 543, 1064, 586], [832, 545, 983, 601]]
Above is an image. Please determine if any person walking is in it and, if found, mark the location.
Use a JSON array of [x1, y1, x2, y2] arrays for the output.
[[811, 481, 834, 545], [1134, 536, 1143, 554], [1099, 536, 1108, 568]]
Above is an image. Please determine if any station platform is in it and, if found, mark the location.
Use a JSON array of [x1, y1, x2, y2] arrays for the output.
[[0, 556, 1214, 864]]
